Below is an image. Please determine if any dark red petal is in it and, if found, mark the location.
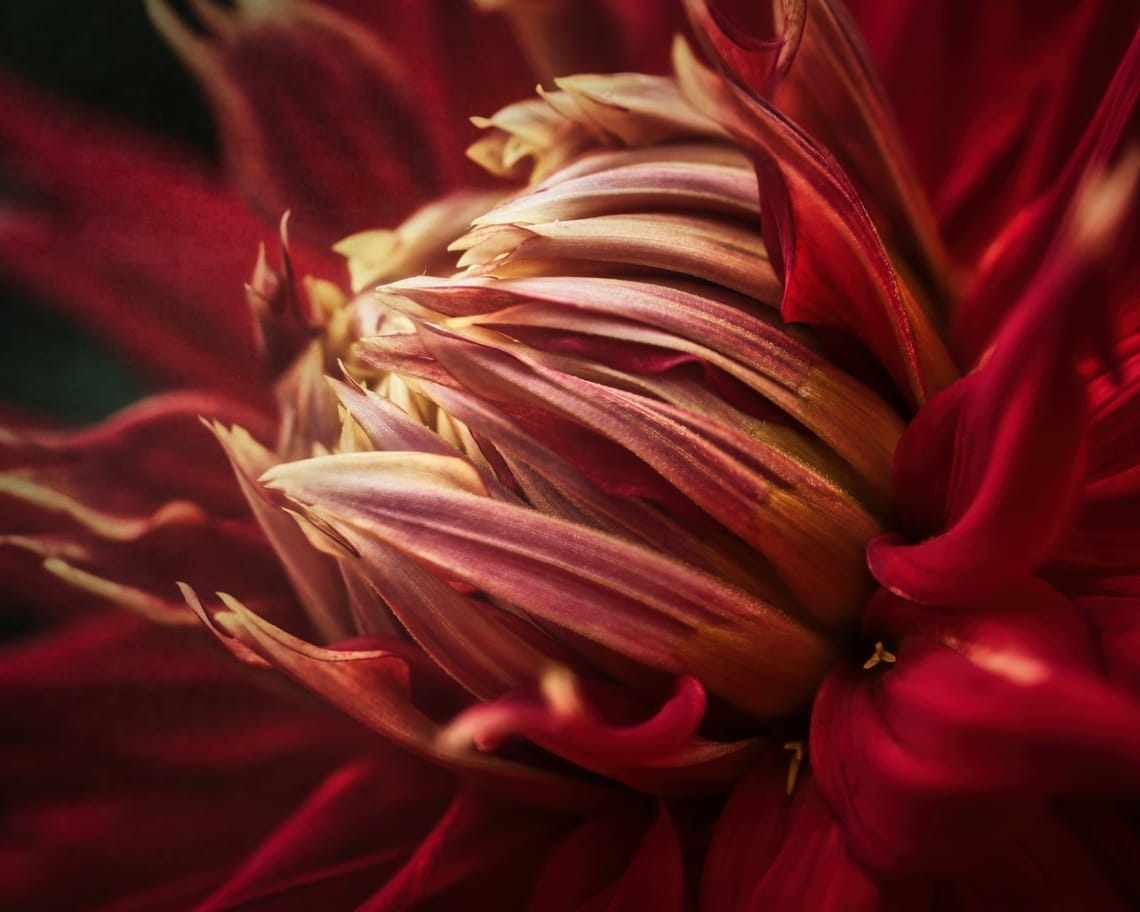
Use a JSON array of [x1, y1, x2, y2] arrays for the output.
[[701, 755, 923, 911], [148, 0, 444, 246], [356, 790, 563, 912], [527, 804, 659, 912], [952, 27, 1140, 363], [674, 33, 956, 409], [0, 73, 334, 401], [847, 0, 1139, 265], [0, 610, 371, 910], [930, 804, 1139, 911], [813, 581, 1140, 876], [195, 755, 454, 911]]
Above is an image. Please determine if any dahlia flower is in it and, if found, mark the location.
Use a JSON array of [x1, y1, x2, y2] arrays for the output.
[[2, 0, 1138, 909]]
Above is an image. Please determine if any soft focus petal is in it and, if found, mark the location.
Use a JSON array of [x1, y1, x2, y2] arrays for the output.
[[0, 610, 373, 910], [848, 0, 1139, 263], [813, 581, 1140, 876], [0, 73, 336, 400], [702, 756, 921, 911], [147, 0, 441, 245]]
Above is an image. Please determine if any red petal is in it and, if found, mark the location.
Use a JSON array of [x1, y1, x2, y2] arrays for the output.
[[0, 74, 330, 400], [148, 0, 440, 246], [0, 610, 371, 910], [870, 156, 1139, 603], [674, 33, 957, 408], [701, 756, 918, 911], [812, 581, 1140, 876], [847, 0, 1139, 265], [930, 804, 1139, 911], [356, 791, 562, 912], [195, 754, 454, 911], [689, 0, 955, 310], [952, 27, 1140, 364]]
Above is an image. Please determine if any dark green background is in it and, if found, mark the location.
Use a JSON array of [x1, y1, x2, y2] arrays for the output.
[[0, 0, 219, 421]]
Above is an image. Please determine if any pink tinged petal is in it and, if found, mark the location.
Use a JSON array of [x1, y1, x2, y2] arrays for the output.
[[343, 535, 577, 702], [147, 0, 441, 245], [411, 376, 730, 577], [455, 212, 780, 303], [869, 156, 1140, 603], [182, 586, 609, 809], [209, 422, 355, 642], [687, 0, 956, 309], [261, 451, 837, 719], [701, 757, 916, 912], [474, 155, 761, 226], [673, 36, 958, 409], [408, 326, 879, 634], [0, 74, 321, 401], [390, 274, 903, 500], [812, 581, 1140, 876], [953, 27, 1140, 364]]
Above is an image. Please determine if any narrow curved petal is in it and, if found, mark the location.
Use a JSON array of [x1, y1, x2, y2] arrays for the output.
[[261, 450, 837, 719], [870, 156, 1139, 603], [674, 37, 957, 408], [686, 0, 956, 309]]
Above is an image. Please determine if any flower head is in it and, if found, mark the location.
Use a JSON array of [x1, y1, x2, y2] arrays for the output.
[[2, 0, 1139, 908]]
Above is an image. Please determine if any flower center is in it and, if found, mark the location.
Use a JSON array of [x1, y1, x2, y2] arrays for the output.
[[249, 69, 904, 787]]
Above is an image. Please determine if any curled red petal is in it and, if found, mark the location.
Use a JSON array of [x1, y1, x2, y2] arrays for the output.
[[673, 32, 956, 409], [871, 156, 1139, 603], [443, 673, 706, 773], [813, 581, 1140, 876]]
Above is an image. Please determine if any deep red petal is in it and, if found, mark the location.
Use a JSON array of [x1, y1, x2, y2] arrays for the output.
[[847, 0, 1139, 265], [195, 755, 454, 911], [701, 755, 922, 911], [813, 581, 1140, 876], [0, 73, 338, 401], [674, 29, 956, 409], [0, 610, 371, 911]]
